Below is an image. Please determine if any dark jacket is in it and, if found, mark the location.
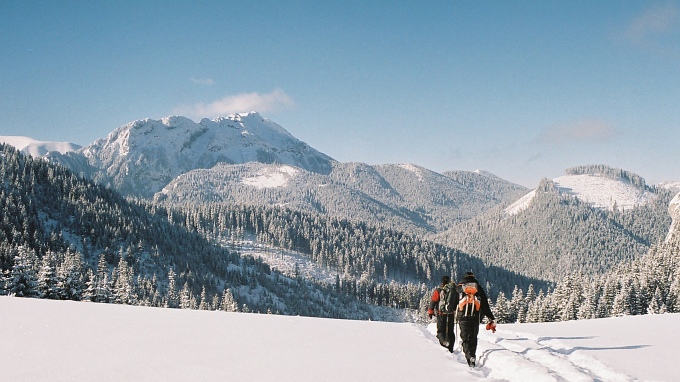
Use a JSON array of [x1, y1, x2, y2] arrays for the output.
[[427, 284, 459, 316], [456, 275, 495, 323]]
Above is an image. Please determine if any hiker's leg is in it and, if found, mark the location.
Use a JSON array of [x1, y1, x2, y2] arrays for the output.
[[436, 315, 448, 346], [446, 315, 456, 349], [459, 320, 475, 360], [468, 322, 480, 359]]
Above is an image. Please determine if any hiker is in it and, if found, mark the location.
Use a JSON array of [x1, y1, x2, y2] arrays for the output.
[[457, 271, 495, 368], [427, 275, 458, 353]]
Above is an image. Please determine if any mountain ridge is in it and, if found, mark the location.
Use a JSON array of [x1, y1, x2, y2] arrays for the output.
[[49, 112, 335, 197]]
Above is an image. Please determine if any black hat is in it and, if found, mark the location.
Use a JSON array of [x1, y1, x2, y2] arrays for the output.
[[441, 275, 450, 284], [464, 271, 474, 277]]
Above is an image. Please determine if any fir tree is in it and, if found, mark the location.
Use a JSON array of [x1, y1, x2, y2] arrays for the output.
[[166, 269, 179, 308], [199, 286, 210, 310], [8, 246, 39, 297], [57, 249, 84, 301], [37, 251, 59, 299], [221, 288, 239, 312], [494, 292, 510, 324]]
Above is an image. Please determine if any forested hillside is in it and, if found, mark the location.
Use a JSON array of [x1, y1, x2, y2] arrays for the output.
[[490, 215, 680, 324], [0, 144, 395, 319], [436, 178, 673, 282], [156, 161, 527, 235], [164, 202, 548, 299], [0, 144, 546, 320]]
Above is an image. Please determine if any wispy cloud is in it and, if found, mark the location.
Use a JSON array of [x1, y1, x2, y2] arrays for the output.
[[190, 77, 214, 86], [623, 3, 680, 48], [539, 119, 616, 145], [174, 89, 294, 119]]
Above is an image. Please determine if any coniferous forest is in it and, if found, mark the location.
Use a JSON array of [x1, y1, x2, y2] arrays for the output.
[[0, 144, 542, 319], [1, 142, 678, 325]]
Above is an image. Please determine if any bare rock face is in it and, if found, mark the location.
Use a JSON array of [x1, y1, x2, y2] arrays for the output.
[[667, 192, 680, 243]]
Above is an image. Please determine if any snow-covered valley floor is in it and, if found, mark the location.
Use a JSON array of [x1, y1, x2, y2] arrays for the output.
[[1, 296, 676, 381]]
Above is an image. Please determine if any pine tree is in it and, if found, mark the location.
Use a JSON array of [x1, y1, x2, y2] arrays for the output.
[[612, 283, 632, 316], [37, 251, 59, 299], [8, 246, 39, 297], [179, 282, 194, 309], [57, 249, 84, 301], [648, 287, 664, 314], [166, 269, 179, 308], [0, 270, 7, 295], [494, 292, 510, 323], [94, 254, 112, 303], [113, 256, 136, 305], [199, 286, 210, 310], [82, 268, 96, 302], [509, 285, 525, 323], [220, 288, 239, 312]]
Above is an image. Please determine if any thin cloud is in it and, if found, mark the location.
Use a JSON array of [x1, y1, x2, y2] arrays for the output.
[[174, 89, 294, 119], [623, 3, 680, 47], [539, 120, 616, 145], [190, 77, 215, 86]]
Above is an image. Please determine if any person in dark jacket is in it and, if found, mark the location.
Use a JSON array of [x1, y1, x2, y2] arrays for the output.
[[427, 275, 458, 353], [456, 271, 495, 367]]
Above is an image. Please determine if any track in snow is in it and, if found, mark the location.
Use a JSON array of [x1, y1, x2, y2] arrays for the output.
[[425, 323, 635, 382]]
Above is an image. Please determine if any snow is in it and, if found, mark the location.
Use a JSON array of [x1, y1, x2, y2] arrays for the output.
[[397, 163, 424, 180], [227, 239, 340, 283], [659, 181, 680, 192], [239, 164, 299, 189], [505, 173, 657, 216], [504, 189, 537, 215], [2, 296, 678, 381], [553, 174, 655, 211], [0, 135, 81, 156]]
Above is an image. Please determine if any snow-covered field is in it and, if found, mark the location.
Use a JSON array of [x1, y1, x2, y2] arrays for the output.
[[233, 239, 340, 283], [1, 296, 676, 381]]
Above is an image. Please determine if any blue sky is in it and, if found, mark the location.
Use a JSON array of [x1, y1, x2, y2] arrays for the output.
[[2, 1, 679, 187]]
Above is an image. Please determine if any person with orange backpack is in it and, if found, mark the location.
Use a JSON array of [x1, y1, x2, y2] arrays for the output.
[[427, 275, 459, 353], [456, 271, 496, 367]]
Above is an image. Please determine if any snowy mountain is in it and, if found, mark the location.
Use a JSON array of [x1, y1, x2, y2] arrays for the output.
[[49, 112, 334, 197], [25, 112, 525, 233], [437, 169, 673, 282], [2, 296, 678, 382], [505, 165, 657, 216], [156, 161, 528, 234], [0, 135, 81, 157]]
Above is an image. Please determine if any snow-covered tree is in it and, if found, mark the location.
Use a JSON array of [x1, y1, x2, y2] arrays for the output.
[[37, 251, 59, 299], [221, 288, 239, 312], [8, 246, 39, 297], [57, 250, 84, 301], [166, 269, 179, 309], [199, 286, 210, 310]]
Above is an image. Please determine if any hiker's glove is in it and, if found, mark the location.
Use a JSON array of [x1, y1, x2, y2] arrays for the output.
[[486, 321, 497, 333]]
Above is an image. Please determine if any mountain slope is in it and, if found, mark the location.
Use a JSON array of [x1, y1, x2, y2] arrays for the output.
[[436, 171, 673, 282], [34, 113, 525, 234], [156, 161, 528, 234], [0, 135, 81, 157], [48, 112, 334, 197], [0, 143, 384, 319], [505, 165, 658, 216]]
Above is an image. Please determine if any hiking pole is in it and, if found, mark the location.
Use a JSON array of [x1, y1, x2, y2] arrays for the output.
[[454, 315, 459, 352]]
